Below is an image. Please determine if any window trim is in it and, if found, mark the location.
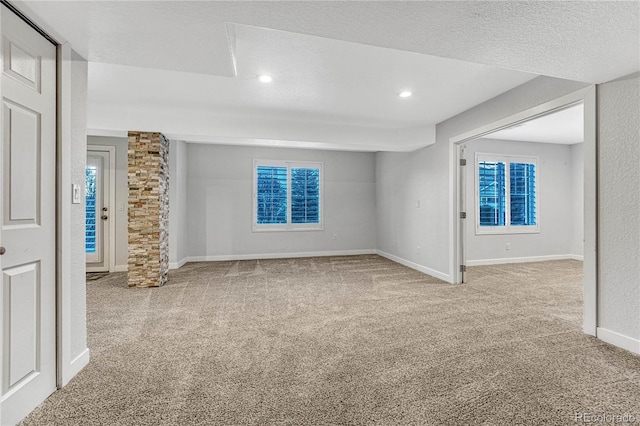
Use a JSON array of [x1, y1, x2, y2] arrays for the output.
[[475, 153, 539, 235], [252, 159, 324, 232]]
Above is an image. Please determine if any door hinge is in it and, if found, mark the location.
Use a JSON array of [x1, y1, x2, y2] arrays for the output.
[[460, 159, 467, 166], [460, 212, 467, 219], [460, 265, 467, 273]]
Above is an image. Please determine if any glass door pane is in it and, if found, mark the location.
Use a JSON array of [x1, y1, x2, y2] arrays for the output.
[[85, 165, 97, 255], [86, 154, 103, 264]]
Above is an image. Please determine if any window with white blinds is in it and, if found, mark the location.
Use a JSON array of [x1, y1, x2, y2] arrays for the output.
[[253, 160, 323, 231], [256, 166, 288, 224], [476, 153, 538, 234]]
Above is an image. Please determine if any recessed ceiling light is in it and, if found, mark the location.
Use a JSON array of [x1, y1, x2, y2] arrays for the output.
[[398, 91, 412, 98], [258, 74, 273, 83]]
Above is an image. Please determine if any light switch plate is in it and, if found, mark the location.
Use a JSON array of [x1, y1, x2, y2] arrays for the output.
[[72, 184, 81, 204]]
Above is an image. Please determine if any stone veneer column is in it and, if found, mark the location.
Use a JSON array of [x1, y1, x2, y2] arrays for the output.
[[127, 131, 169, 288]]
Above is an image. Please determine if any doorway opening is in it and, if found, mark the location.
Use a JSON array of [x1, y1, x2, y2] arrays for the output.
[[462, 103, 584, 270], [450, 86, 597, 336]]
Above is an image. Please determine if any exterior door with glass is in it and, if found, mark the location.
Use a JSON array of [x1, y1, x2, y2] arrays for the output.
[[86, 151, 111, 272]]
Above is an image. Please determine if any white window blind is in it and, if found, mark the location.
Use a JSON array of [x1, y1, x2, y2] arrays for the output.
[[253, 160, 323, 231], [476, 153, 538, 234]]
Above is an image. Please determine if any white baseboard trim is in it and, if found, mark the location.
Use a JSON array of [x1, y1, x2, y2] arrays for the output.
[[184, 249, 376, 264], [569, 254, 584, 261], [376, 250, 452, 283], [597, 327, 640, 355], [466, 254, 583, 267], [62, 348, 90, 387], [113, 265, 128, 272], [169, 258, 189, 270]]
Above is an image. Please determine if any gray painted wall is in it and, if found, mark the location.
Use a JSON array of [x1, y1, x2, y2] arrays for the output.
[[186, 144, 376, 258], [570, 143, 584, 257], [597, 73, 640, 341], [169, 140, 188, 266], [376, 76, 590, 280], [464, 138, 579, 263], [87, 136, 129, 271], [376, 140, 450, 276], [70, 52, 88, 360]]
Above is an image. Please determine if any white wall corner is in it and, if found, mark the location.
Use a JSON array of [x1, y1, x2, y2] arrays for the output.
[[396, 124, 437, 150], [597, 328, 640, 355], [169, 258, 189, 270], [376, 250, 452, 283], [57, 42, 89, 387], [56, 42, 73, 387], [60, 349, 90, 387]]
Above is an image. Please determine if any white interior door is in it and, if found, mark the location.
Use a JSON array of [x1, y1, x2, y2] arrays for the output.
[[0, 5, 57, 425], [86, 151, 110, 272]]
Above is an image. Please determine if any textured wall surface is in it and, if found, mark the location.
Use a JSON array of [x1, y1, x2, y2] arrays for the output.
[[70, 51, 88, 360], [186, 144, 376, 259], [597, 73, 640, 340], [570, 143, 584, 257], [128, 132, 169, 287], [169, 140, 188, 267], [376, 140, 449, 276]]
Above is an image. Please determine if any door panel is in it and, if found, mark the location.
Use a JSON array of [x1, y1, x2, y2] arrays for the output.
[[0, 4, 56, 425], [3, 100, 40, 225], [3, 262, 39, 391], [3, 38, 40, 92]]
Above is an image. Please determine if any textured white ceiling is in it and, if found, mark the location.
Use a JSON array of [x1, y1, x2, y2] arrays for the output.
[[19, 1, 640, 83], [15, 1, 639, 150], [483, 104, 584, 145], [86, 25, 536, 135]]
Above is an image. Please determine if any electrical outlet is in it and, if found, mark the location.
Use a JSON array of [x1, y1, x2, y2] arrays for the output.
[[417, 245, 421, 254], [506, 243, 510, 251], [333, 234, 337, 240], [416, 200, 421, 208]]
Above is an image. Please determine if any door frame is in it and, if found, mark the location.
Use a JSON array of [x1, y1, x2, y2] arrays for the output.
[[458, 144, 466, 283], [449, 86, 597, 336], [86, 145, 116, 272]]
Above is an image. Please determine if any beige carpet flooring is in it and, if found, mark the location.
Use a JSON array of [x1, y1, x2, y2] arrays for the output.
[[21, 255, 640, 425]]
